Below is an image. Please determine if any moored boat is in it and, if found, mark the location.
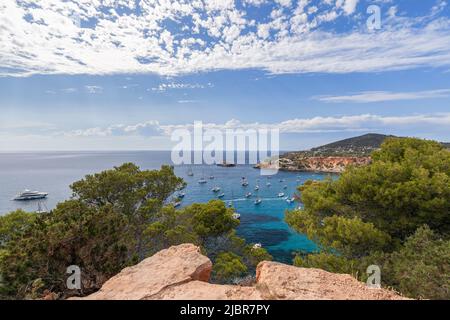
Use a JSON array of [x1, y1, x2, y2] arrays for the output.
[[13, 189, 48, 201]]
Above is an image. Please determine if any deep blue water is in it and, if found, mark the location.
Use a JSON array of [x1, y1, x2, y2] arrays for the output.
[[0, 151, 333, 263]]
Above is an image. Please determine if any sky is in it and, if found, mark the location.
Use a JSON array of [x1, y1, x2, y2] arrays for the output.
[[0, 0, 449, 151]]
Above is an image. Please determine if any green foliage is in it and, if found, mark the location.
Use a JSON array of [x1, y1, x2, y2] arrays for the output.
[[286, 137, 450, 299], [71, 163, 185, 260], [0, 201, 130, 299], [294, 252, 360, 276], [212, 252, 247, 282], [0, 210, 36, 247], [380, 226, 450, 300]]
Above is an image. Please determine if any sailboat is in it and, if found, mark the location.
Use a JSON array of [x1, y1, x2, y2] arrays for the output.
[[212, 186, 221, 193], [198, 169, 207, 184], [254, 198, 262, 205], [245, 192, 252, 198], [36, 201, 48, 214], [187, 167, 194, 176]]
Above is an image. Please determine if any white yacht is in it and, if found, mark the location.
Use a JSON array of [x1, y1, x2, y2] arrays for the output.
[[14, 189, 48, 201], [232, 213, 241, 220]]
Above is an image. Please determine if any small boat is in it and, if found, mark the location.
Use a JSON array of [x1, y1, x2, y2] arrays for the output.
[[209, 175, 215, 179], [232, 213, 241, 220], [266, 182, 271, 186], [177, 192, 186, 198], [254, 185, 260, 191], [283, 185, 288, 189], [241, 181, 249, 187], [279, 179, 284, 183], [245, 192, 252, 198], [212, 186, 221, 193], [286, 197, 295, 204], [187, 168, 194, 176], [253, 243, 262, 249], [198, 178, 207, 184], [217, 162, 236, 167], [278, 192, 285, 197], [14, 189, 48, 201], [254, 198, 262, 205], [228, 201, 233, 207], [218, 193, 225, 198], [173, 201, 182, 208]]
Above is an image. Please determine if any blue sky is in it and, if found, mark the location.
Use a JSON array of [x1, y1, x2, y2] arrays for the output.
[[1, 0, 450, 150]]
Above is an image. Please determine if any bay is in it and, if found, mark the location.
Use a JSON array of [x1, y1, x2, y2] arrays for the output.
[[0, 151, 332, 263]]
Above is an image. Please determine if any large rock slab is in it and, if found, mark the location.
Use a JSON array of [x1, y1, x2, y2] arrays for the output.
[[256, 261, 406, 300], [146, 281, 262, 300], [85, 244, 212, 300]]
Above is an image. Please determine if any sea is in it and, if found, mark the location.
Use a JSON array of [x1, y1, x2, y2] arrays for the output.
[[0, 151, 335, 263]]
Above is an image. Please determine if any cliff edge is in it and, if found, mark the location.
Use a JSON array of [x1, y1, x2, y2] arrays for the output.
[[79, 244, 406, 300]]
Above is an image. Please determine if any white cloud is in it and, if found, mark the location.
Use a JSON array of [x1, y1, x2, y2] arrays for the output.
[[342, 0, 359, 15], [65, 120, 164, 137], [315, 89, 450, 103], [85, 85, 103, 94], [1, 1, 450, 77], [151, 82, 213, 92], [62, 113, 450, 137], [61, 88, 77, 93]]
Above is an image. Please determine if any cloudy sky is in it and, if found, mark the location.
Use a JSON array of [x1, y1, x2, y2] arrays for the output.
[[1, 0, 449, 151]]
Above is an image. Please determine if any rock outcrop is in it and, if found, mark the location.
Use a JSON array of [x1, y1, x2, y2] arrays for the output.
[[79, 244, 406, 300], [256, 156, 371, 173]]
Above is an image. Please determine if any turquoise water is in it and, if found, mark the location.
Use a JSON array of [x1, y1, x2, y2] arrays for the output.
[[0, 151, 333, 263], [176, 164, 327, 263]]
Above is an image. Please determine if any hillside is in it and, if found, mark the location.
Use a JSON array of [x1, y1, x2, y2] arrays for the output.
[[308, 133, 394, 156], [256, 133, 448, 173]]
